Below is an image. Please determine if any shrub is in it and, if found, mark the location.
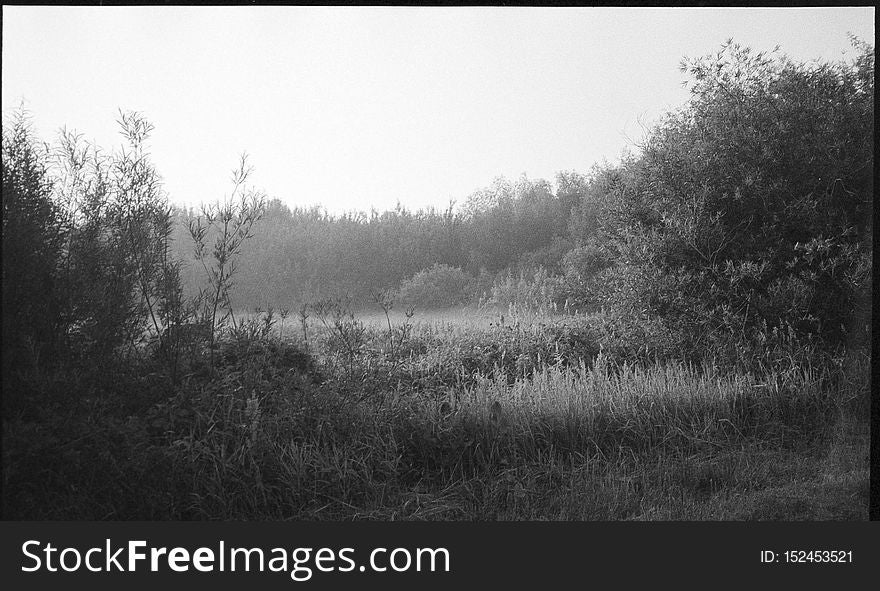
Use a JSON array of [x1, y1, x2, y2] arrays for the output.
[[396, 263, 473, 309], [2, 110, 65, 411], [563, 39, 874, 367]]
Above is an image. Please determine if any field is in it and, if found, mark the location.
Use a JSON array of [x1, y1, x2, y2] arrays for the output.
[[3, 34, 871, 522], [3, 306, 868, 520]]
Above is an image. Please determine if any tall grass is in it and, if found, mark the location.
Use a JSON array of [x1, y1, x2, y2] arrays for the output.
[[3, 311, 867, 520]]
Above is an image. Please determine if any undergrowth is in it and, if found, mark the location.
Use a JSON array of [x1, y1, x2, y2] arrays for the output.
[[2, 309, 869, 520]]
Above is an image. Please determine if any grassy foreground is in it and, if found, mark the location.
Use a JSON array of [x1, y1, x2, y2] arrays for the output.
[[2, 310, 869, 520]]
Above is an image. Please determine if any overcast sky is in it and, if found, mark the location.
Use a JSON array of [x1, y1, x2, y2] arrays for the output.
[[2, 6, 874, 214]]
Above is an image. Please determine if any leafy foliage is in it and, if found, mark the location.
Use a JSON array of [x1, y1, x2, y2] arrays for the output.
[[396, 263, 473, 309], [562, 39, 874, 368], [2, 109, 65, 407]]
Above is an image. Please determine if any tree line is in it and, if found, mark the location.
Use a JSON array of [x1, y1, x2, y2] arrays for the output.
[[167, 171, 584, 309]]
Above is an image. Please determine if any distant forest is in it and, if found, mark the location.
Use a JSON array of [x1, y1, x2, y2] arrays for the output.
[[169, 171, 584, 309]]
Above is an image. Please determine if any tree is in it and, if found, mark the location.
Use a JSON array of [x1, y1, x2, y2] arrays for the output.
[[564, 39, 874, 364], [2, 109, 65, 404]]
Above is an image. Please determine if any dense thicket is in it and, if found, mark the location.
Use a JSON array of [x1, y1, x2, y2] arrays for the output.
[[2, 111, 193, 411], [2, 112, 64, 396], [563, 40, 873, 366]]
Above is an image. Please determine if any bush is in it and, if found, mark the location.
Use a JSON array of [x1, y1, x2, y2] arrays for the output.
[[2, 110, 65, 411], [560, 239, 614, 311], [396, 263, 473, 309], [563, 39, 874, 366]]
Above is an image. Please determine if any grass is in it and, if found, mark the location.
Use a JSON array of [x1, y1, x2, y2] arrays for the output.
[[1, 308, 870, 520]]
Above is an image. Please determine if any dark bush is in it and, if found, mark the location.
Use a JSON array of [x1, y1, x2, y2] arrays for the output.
[[563, 39, 874, 367], [2, 111, 66, 412]]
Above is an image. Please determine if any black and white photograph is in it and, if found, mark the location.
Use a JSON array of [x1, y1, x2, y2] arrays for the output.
[[1, 3, 873, 536]]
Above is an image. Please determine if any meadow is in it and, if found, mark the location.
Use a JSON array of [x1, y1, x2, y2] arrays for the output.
[[3, 304, 868, 520]]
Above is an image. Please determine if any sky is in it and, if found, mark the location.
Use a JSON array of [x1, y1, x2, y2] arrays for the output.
[[2, 6, 874, 214]]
